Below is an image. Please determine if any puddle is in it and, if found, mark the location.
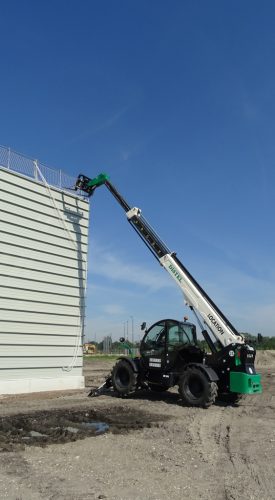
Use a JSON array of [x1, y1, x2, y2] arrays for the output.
[[80, 422, 109, 434], [0, 406, 167, 451]]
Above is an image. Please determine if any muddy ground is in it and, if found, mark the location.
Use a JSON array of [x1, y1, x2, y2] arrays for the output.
[[0, 352, 274, 500]]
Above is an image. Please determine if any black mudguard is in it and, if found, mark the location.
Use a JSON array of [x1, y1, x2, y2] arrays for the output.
[[116, 356, 140, 373], [185, 363, 219, 382]]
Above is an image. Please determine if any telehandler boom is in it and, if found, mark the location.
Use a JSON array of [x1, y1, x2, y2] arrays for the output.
[[75, 173, 262, 407]]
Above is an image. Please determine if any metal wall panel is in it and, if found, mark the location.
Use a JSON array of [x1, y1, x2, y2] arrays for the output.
[[0, 253, 85, 277], [0, 169, 89, 210], [0, 333, 82, 345], [0, 199, 88, 229], [0, 356, 83, 369], [0, 276, 84, 296], [0, 346, 83, 357], [0, 167, 89, 391], [0, 292, 83, 306], [0, 366, 82, 380], [0, 310, 81, 323], [0, 291, 84, 308], [0, 264, 85, 286], [0, 220, 88, 250], [0, 298, 83, 315], [0, 232, 87, 261], [0, 322, 81, 334], [0, 210, 88, 238], [0, 244, 84, 269]]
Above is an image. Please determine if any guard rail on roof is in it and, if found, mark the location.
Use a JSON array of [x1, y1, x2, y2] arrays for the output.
[[0, 145, 86, 198]]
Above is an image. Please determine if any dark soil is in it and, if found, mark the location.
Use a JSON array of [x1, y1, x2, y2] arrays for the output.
[[0, 355, 274, 500], [0, 405, 168, 452]]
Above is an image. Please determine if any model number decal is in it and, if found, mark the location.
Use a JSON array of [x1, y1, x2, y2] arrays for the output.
[[207, 314, 224, 335]]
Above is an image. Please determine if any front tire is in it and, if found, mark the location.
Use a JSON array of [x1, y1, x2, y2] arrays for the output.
[[179, 367, 218, 408], [111, 359, 137, 397]]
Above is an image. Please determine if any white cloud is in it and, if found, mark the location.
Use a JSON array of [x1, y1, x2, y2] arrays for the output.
[[88, 242, 173, 291], [87, 282, 140, 298], [201, 265, 275, 336], [229, 301, 275, 336], [120, 150, 131, 161], [70, 105, 129, 143], [98, 106, 129, 132], [102, 304, 127, 315], [86, 242, 275, 338]]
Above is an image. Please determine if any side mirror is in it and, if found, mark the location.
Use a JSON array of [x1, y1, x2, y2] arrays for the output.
[[141, 322, 146, 331], [119, 337, 125, 343]]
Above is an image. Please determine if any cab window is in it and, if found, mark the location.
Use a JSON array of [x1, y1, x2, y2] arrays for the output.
[[142, 322, 165, 349], [167, 322, 194, 346]]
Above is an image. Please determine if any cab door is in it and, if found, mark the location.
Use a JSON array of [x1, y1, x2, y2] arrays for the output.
[[166, 320, 197, 370], [140, 320, 166, 375]]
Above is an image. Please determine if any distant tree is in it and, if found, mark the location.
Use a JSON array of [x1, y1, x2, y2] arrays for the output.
[[197, 333, 275, 351], [240, 332, 275, 350]]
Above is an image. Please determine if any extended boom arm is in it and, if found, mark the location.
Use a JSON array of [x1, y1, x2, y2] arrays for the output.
[[75, 174, 244, 347]]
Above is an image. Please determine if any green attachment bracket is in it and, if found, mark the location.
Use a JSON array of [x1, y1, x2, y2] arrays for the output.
[[87, 173, 109, 188], [119, 337, 134, 358], [75, 173, 110, 196], [120, 341, 134, 358], [230, 372, 262, 394]]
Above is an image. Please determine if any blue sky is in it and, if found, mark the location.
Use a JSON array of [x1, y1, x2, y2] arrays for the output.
[[1, 1, 275, 339]]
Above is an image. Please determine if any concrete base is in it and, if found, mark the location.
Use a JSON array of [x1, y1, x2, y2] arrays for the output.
[[0, 376, 85, 395]]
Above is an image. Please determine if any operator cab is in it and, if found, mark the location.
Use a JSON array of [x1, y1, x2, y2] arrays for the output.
[[140, 319, 197, 352], [139, 319, 202, 388], [140, 319, 200, 373]]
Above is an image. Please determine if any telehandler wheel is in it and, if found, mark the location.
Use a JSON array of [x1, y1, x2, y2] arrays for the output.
[[179, 367, 218, 408], [148, 384, 169, 392], [111, 359, 137, 397]]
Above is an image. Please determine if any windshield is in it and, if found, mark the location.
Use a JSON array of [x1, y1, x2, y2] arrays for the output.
[[167, 322, 195, 346]]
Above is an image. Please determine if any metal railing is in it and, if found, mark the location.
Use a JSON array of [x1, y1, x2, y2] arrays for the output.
[[0, 145, 82, 197]]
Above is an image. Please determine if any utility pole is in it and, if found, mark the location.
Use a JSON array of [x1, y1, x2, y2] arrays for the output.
[[130, 315, 134, 345]]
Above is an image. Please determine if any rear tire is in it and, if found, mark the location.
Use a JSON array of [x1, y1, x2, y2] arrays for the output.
[[179, 367, 217, 408], [111, 359, 137, 397]]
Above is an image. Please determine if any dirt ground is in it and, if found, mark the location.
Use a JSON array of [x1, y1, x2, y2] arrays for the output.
[[0, 352, 274, 500]]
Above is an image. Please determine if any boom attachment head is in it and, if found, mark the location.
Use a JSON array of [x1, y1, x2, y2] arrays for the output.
[[75, 173, 109, 196]]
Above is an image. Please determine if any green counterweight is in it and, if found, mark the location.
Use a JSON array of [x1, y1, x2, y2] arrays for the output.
[[230, 372, 262, 394]]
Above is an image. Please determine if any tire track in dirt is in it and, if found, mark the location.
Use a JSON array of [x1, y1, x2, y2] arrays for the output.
[[185, 404, 232, 499], [223, 394, 275, 500], [186, 393, 274, 500]]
